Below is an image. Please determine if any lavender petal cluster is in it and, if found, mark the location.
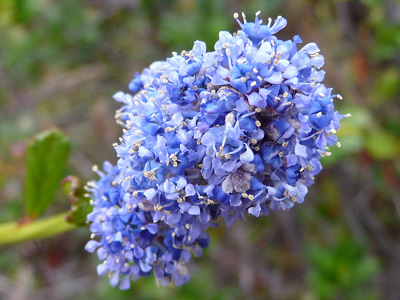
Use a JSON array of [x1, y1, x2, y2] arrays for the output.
[[85, 12, 347, 289]]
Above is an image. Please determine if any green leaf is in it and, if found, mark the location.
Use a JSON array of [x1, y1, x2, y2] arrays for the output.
[[24, 129, 70, 218]]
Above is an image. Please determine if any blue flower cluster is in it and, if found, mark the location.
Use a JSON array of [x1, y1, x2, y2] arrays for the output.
[[85, 12, 347, 289]]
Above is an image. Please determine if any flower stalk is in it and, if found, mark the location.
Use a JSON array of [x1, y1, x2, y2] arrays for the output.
[[0, 212, 76, 246]]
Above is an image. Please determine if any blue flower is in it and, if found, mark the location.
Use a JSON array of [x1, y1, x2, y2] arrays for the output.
[[129, 73, 143, 93], [86, 12, 347, 288]]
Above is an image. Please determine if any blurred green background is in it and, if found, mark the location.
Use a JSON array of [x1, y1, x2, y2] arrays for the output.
[[0, 0, 399, 299]]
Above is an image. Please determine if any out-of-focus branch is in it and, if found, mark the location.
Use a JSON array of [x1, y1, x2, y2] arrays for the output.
[[0, 213, 76, 246]]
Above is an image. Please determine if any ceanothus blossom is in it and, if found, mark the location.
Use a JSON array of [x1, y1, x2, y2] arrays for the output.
[[85, 12, 348, 288]]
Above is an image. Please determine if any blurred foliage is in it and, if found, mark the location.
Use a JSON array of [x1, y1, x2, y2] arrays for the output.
[[1, 0, 100, 82], [0, 0, 399, 299], [306, 239, 380, 300]]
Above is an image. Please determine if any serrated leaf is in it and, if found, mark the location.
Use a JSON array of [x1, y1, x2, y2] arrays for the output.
[[24, 129, 70, 218]]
